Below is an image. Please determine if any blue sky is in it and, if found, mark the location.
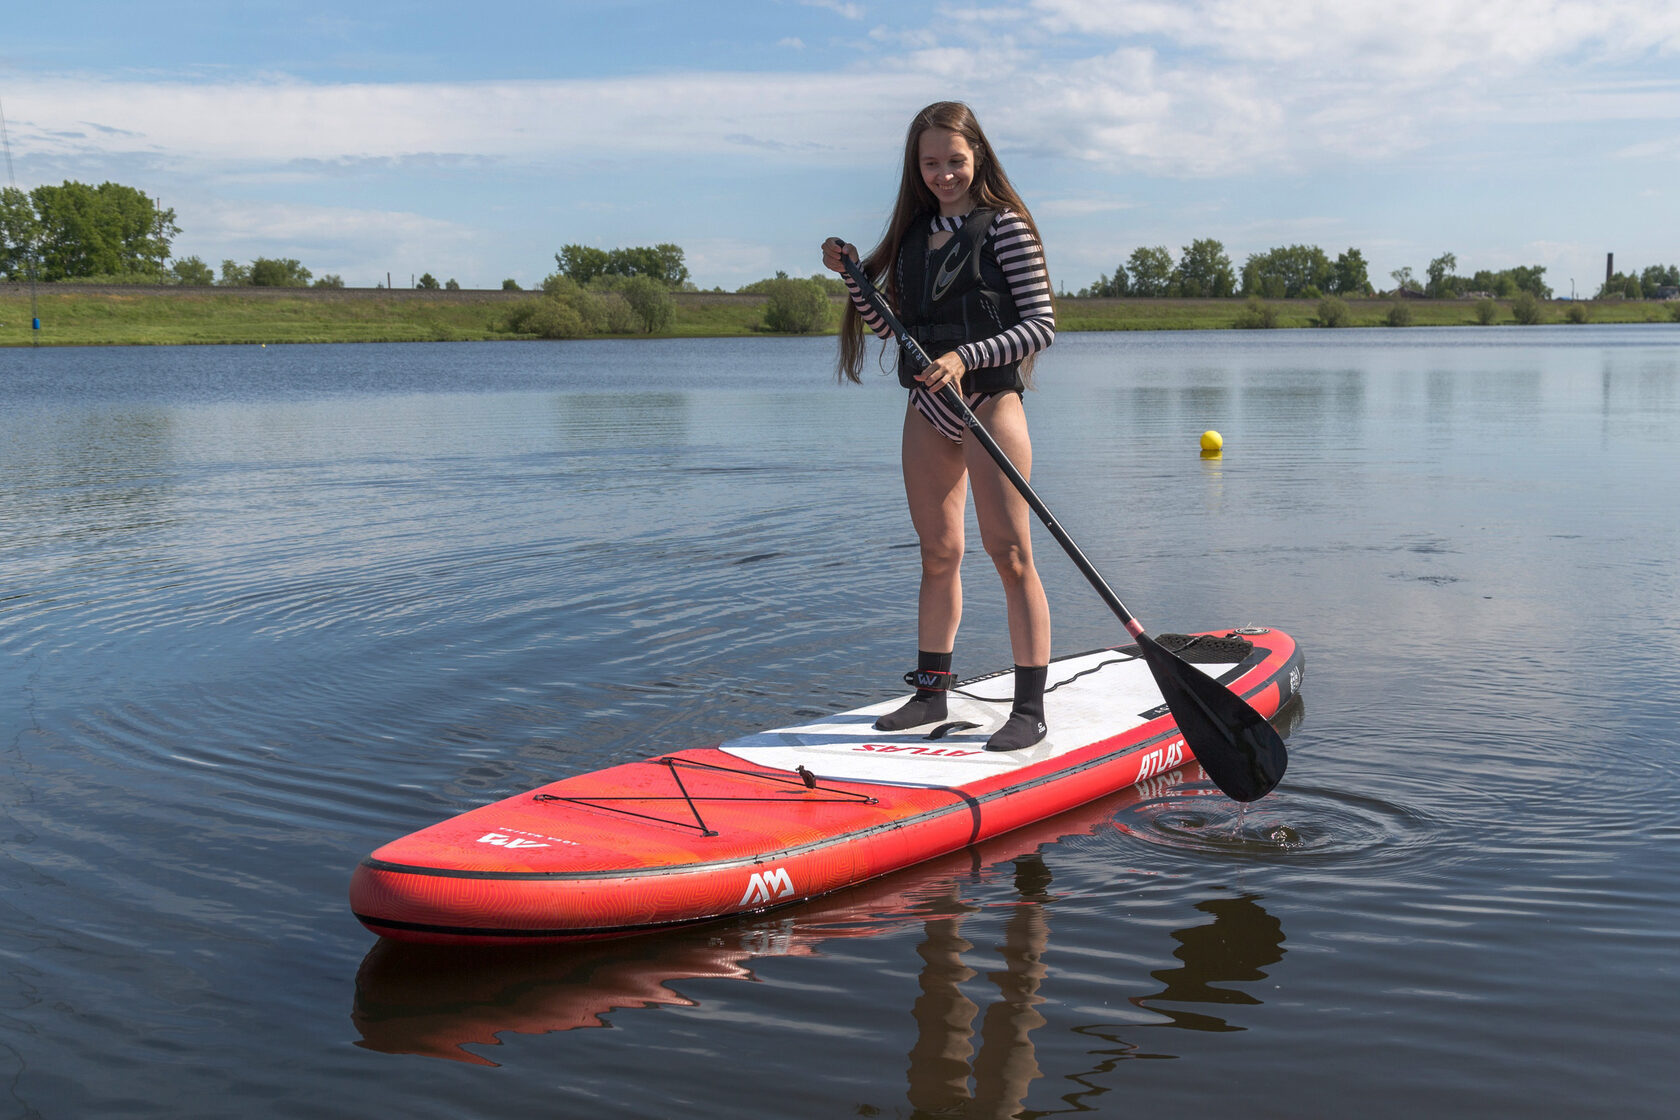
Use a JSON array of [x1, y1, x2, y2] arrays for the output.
[[4, 0, 1677, 294]]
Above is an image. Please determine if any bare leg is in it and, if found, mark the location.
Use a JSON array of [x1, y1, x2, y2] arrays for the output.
[[965, 393, 1051, 666], [965, 393, 1051, 751], [874, 404, 970, 732], [901, 402, 970, 654]]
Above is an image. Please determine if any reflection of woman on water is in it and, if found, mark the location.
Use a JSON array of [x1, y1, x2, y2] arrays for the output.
[[908, 855, 1052, 1118], [901, 869, 1286, 1116], [1133, 894, 1286, 1032]]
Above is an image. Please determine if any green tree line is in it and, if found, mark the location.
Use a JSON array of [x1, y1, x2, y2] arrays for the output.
[[1398, 252, 1553, 299], [554, 243, 690, 288], [504, 242, 693, 338], [200, 256, 347, 288], [735, 271, 842, 332], [507, 251, 843, 339], [1, 181, 177, 281], [1078, 240, 1562, 301], [1596, 263, 1679, 300], [1080, 240, 1371, 299]]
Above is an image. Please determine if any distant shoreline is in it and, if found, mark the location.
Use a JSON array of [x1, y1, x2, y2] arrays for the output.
[[3, 284, 1674, 347]]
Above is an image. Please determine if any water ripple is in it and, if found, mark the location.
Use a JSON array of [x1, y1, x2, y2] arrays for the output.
[[1111, 778, 1443, 867]]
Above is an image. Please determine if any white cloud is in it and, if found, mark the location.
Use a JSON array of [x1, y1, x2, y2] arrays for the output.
[[802, 0, 866, 19], [1036, 195, 1139, 218], [1031, 0, 1680, 72], [1616, 133, 1680, 161], [1005, 0, 1680, 175], [5, 72, 933, 170], [194, 199, 473, 246], [168, 199, 484, 282], [683, 236, 783, 285]]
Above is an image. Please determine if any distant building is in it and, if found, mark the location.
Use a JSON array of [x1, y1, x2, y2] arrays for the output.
[[1656, 285, 1680, 301]]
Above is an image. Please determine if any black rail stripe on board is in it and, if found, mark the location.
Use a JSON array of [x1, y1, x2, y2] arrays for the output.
[[354, 911, 720, 939]]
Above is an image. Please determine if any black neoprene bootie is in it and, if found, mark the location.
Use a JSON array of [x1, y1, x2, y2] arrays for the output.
[[985, 664, 1048, 752], [874, 651, 953, 731]]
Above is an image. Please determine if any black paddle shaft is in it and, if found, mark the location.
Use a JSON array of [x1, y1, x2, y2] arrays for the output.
[[834, 245, 1287, 801]]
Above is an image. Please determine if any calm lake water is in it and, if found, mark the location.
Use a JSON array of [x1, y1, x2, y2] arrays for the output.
[[2, 327, 1677, 1118]]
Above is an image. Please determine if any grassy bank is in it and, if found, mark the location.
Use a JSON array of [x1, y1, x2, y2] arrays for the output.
[[2, 285, 536, 346], [1055, 295, 1679, 331], [3, 284, 1675, 347]]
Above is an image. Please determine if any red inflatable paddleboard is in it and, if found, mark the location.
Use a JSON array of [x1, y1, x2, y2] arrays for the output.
[[351, 628, 1302, 945]]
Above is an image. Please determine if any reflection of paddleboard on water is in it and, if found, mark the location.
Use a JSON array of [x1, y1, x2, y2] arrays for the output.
[[351, 760, 1227, 1063], [349, 629, 1303, 946]]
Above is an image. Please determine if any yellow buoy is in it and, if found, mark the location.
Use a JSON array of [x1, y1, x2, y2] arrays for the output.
[[1200, 429, 1223, 453]]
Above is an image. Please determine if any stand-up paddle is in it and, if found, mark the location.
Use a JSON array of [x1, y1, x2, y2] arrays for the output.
[[832, 243, 1287, 802]]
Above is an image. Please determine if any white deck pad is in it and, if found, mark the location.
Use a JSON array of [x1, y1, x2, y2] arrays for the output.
[[719, 649, 1240, 789]]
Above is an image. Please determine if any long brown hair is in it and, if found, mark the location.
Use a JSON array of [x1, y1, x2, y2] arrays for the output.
[[837, 101, 1048, 383]]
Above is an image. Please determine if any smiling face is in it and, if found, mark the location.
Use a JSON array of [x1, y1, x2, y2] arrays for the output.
[[918, 128, 977, 217]]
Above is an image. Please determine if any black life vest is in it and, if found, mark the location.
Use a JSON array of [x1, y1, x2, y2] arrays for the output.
[[895, 209, 1025, 393]]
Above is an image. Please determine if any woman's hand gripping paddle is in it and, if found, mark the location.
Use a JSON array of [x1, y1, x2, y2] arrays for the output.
[[832, 242, 1287, 802]]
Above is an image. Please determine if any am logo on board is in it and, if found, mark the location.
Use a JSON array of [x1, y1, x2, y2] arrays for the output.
[[740, 868, 796, 906], [476, 833, 549, 849]]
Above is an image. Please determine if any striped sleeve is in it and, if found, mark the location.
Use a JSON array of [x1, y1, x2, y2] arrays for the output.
[[842, 271, 897, 342], [955, 211, 1056, 371]]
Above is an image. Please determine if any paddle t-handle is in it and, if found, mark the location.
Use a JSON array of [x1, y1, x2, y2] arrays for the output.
[[834, 245, 1287, 801]]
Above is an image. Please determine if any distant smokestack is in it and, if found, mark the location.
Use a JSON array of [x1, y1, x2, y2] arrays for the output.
[[1607, 253, 1614, 289]]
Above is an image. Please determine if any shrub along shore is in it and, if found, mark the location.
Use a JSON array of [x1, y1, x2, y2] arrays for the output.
[[2, 283, 1675, 347]]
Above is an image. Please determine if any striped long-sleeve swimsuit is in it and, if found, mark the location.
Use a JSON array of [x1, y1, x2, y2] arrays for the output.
[[845, 209, 1056, 443]]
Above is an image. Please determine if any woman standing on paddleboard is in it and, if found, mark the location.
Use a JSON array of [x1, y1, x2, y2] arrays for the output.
[[821, 101, 1057, 753]]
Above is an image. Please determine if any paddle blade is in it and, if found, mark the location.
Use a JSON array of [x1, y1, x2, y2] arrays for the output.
[[1136, 632, 1288, 802]]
